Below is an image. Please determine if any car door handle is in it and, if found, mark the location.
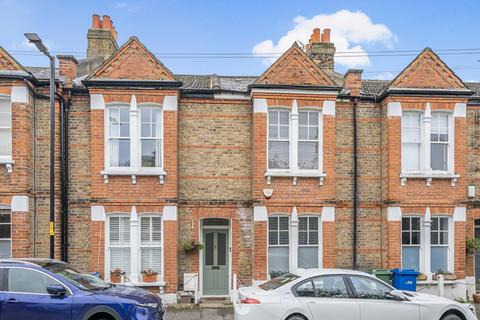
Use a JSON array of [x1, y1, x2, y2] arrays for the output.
[[5, 298, 18, 303]]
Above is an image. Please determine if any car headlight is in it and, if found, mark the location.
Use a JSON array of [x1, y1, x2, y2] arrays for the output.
[[136, 302, 158, 309]]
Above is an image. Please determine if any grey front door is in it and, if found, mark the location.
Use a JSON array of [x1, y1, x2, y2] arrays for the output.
[[203, 229, 229, 296]]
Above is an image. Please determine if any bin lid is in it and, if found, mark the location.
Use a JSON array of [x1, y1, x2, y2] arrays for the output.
[[370, 269, 391, 274], [390, 269, 419, 275]]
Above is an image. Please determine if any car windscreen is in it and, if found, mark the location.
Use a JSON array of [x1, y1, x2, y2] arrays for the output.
[[259, 273, 300, 291], [36, 261, 111, 291]]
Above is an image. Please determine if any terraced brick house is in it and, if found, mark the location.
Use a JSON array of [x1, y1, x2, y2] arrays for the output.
[[0, 14, 479, 302]]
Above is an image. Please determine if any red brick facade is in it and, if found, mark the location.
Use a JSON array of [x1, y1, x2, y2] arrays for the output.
[[0, 16, 479, 300]]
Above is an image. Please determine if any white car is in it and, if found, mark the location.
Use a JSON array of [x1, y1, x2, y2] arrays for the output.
[[234, 269, 476, 320]]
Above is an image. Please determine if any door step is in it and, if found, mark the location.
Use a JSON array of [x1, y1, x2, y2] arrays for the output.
[[199, 297, 232, 308]]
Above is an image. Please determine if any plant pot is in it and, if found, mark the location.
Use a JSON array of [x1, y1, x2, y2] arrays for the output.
[[417, 274, 427, 281], [142, 274, 158, 283], [473, 293, 480, 304], [110, 274, 122, 283]]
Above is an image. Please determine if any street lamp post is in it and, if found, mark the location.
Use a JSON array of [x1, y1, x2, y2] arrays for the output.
[[25, 33, 56, 259]]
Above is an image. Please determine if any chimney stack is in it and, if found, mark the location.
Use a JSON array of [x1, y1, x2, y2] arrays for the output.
[[57, 55, 78, 87], [344, 69, 363, 96], [306, 28, 336, 74], [87, 14, 119, 60]]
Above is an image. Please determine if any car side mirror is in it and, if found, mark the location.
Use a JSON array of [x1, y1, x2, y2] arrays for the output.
[[47, 284, 67, 297], [386, 289, 407, 301]]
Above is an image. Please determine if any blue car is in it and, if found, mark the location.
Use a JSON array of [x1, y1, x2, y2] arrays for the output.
[[0, 259, 165, 320]]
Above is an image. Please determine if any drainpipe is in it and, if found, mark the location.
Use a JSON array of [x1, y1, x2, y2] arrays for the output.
[[353, 97, 359, 270], [60, 93, 70, 262]]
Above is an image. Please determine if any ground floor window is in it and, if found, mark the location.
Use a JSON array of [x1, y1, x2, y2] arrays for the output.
[[401, 216, 420, 271], [298, 216, 319, 269], [0, 208, 10, 259], [268, 216, 289, 277], [107, 214, 163, 282], [140, 216, 162, 274], [430, 217, 449, 273]]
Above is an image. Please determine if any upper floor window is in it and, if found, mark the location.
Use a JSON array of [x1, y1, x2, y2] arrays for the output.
[[105, 104, 163, 171], [0, 97, 12, 160], [108, 107, 130, 167], [298, 111, 320, 170], [401, 110, 453, 174], [401, 111, 421, 172], [140, 108, 162, 168], [430, 113, 449, 171], [268, 110, 290, 169]]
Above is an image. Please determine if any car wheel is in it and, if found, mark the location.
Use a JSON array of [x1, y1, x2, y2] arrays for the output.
[[287, 314, 307, 320], [441, 313, 462, 320]]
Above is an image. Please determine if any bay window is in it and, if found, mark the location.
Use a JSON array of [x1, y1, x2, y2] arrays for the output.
[[298, 111, 320, 170], [268, 216, 289, 276], [108, 107, 130, 167], [140, 216, 162, 274], [0, 97, 12, 161], [430, 217, 449, 273], [298, 216, 319, 269], [401, 111, 421, 172], [268, 110, 290, 169], [108, 215, 131, 275], [401, 217, 421, 271]]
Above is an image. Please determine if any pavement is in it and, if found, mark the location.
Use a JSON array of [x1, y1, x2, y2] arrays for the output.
[[165, 305, 234, 320]]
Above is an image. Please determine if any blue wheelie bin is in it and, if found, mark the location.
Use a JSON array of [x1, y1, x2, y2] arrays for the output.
[[390, 269, 419, 291]]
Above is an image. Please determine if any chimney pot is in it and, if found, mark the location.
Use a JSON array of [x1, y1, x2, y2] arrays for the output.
[[102, 15, 111, 29], [92, 14, 101, 29], [313, 28, 321, 43], [322, 29, 331, 43]]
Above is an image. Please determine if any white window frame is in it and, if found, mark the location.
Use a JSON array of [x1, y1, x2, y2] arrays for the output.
[[266, 105, 325, 185], [267, 215, 290, 276], [139, 105, 164, 170], [106, 213, 131, 280], [0, 206, 11, 259], [103, 102, 166, 183], [298, 110, 322, 172], [297, 215, 321, 269], [267, 108, 290, 171], [105, 104, 131, 171], [401, 111, 423, 174], [139, 214, 164, 282], [105, 213, 164, 284], [401, 216, 422, 271], [400, 214, 454, 275], [0, 95, 13, 167], [430, 216, 453, 273], [400, 109, 456, 185]]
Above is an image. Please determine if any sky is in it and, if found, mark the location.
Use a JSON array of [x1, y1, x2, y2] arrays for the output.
[[0, 0, 479, 81]]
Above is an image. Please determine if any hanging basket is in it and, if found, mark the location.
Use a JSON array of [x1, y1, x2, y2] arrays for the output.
[[183, 239, 204, 254]]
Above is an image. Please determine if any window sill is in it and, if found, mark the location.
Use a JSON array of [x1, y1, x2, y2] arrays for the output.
[[101, 169, 167, 184], [0, 158, 14, 174], [265, 170, 327, 186], [400, 172, 459, 187]]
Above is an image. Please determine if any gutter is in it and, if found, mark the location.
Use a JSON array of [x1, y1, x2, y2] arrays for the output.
[[82, 79, 183, 88]]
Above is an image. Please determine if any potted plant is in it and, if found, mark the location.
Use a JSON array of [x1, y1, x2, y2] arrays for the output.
[[141, 269, 158, 283], [433, 270, 456, 281], [466, 238, 480, 255], [183, 239, 204, 254], [110, 268, 124, 283], [417, 273, 427, 281]]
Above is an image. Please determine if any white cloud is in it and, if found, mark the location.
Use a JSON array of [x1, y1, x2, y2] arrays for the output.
[[252, 10, 396, 68], [372, 72, 396, 80], [115, 2, 127, 8]]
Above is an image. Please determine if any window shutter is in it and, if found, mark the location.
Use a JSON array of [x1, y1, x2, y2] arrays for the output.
[[109, 216, 131, 274], [140, 216, 162, 274]]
